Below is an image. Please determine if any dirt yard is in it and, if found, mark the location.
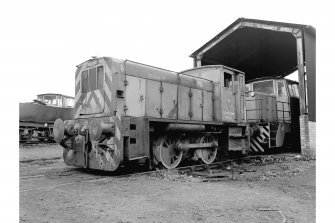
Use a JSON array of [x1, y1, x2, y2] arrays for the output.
[[20, 144, 315, 223]]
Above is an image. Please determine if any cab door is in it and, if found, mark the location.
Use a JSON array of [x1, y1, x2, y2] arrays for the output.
[[235, 74, 246, 123], [275, 80, 290, 122], [220, 71, 236, 122]]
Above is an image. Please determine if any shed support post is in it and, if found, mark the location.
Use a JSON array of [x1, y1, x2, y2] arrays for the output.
[[296, 33, 315, 158], [296, 35, 307, 115], [194, 55, 203, 67]]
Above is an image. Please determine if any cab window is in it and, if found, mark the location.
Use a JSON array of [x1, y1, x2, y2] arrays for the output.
[[245, 84, 251, 92], [253, 80, 274, 94], [42, 95, 59, 106], [63, 97, 74, 107], [277, 81, 287, 97], [82, 66, 104, 93], [224, 73, 232, 88]]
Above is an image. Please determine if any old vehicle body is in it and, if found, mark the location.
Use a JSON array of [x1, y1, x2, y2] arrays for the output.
[[19, 94, 74, 142], [245, 77, 300, 152], [54, 57, 248, 171]]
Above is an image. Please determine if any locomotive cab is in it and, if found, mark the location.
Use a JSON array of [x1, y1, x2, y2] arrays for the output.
[[245, 77, 300, 152]]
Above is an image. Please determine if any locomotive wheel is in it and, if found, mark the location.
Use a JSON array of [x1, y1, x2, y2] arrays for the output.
[[196, 134, 218, 164], [158, 135, 182, 169]]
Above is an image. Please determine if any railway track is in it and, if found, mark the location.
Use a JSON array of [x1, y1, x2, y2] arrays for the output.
[[20, 141, 57, 146], [20, 153, 297, 193]]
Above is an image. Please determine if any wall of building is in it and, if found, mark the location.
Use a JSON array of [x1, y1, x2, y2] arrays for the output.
[[300, 114, 316, 158]]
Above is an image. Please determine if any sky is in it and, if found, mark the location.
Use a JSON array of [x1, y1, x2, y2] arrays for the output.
[[2, 0, 325, 103], [1, 0, 334, 221]]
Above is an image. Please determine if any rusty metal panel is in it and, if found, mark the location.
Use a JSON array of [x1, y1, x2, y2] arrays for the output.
[[162, 82, 178, 119], [145, 80, 161, 118], [125, 75, 146, 117], [190, 88, 202, 121], [178, 86, 191, 120], [203, 91, 213, 121]]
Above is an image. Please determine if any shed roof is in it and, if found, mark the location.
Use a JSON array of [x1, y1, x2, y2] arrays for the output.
[[190, 18, 315, 81]]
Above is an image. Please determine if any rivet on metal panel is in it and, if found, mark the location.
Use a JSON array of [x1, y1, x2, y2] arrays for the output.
[[124, 105, 128, 111], [188, 112, 193, 117], [124, 80, 128, 86], [139, 95, 144, 101], [160, 85, 164, 93]]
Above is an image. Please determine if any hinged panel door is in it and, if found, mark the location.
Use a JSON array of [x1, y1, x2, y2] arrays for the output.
[[191, 88, 203, 121], [162, 82, 178, 119], [125, 76, 146, 117], [238, 74, 246, 123], [178, 86, 191, 120], [145, 80, 161, 118], [203, 91, 213, 121]]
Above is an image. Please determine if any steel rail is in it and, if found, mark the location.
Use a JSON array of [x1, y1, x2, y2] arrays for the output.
[[20, 153, 295, 193]]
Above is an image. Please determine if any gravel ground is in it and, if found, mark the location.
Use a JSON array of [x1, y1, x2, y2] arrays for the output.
[[19, 144, 315, 223]]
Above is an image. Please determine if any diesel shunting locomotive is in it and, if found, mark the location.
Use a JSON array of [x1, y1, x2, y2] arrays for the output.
[[53, 57, 249, 171], [245, 77, 300, 152]]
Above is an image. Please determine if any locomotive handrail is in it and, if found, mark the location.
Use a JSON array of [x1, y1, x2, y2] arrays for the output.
[[276, 101, 291, 123], [245, 98, 291, 123]]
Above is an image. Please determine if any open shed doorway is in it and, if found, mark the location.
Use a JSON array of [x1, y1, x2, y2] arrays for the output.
[[191, 18, 316, 157]]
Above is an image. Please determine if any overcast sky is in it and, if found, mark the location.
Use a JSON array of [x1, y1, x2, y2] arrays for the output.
[[1, 0, 325, 103], [1, 0, 333, 220]]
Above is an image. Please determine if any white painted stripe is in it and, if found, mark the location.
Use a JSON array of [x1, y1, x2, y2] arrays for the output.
[[260, 128, 270, 138], [90, 95, 98, 113], [256, 136, 263, 143], [250, 142, 259, 152], [75, 74, 80, 85], [258, 133, 266, 140], [74, 93, 80, 104], [252, 138, 264, 152], [94, 90, 104, 110], [75, 105, 82, 116], [104, 82, 112, 102], [115, 125, 120, 141], [104, 102, 109, 112]]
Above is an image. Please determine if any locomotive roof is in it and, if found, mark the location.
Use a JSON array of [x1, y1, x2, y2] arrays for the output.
[[190, 17, 315, 81], [245, 76, 299, 84], [37, 93, 74, 99], [179, 64, 245, 75]]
